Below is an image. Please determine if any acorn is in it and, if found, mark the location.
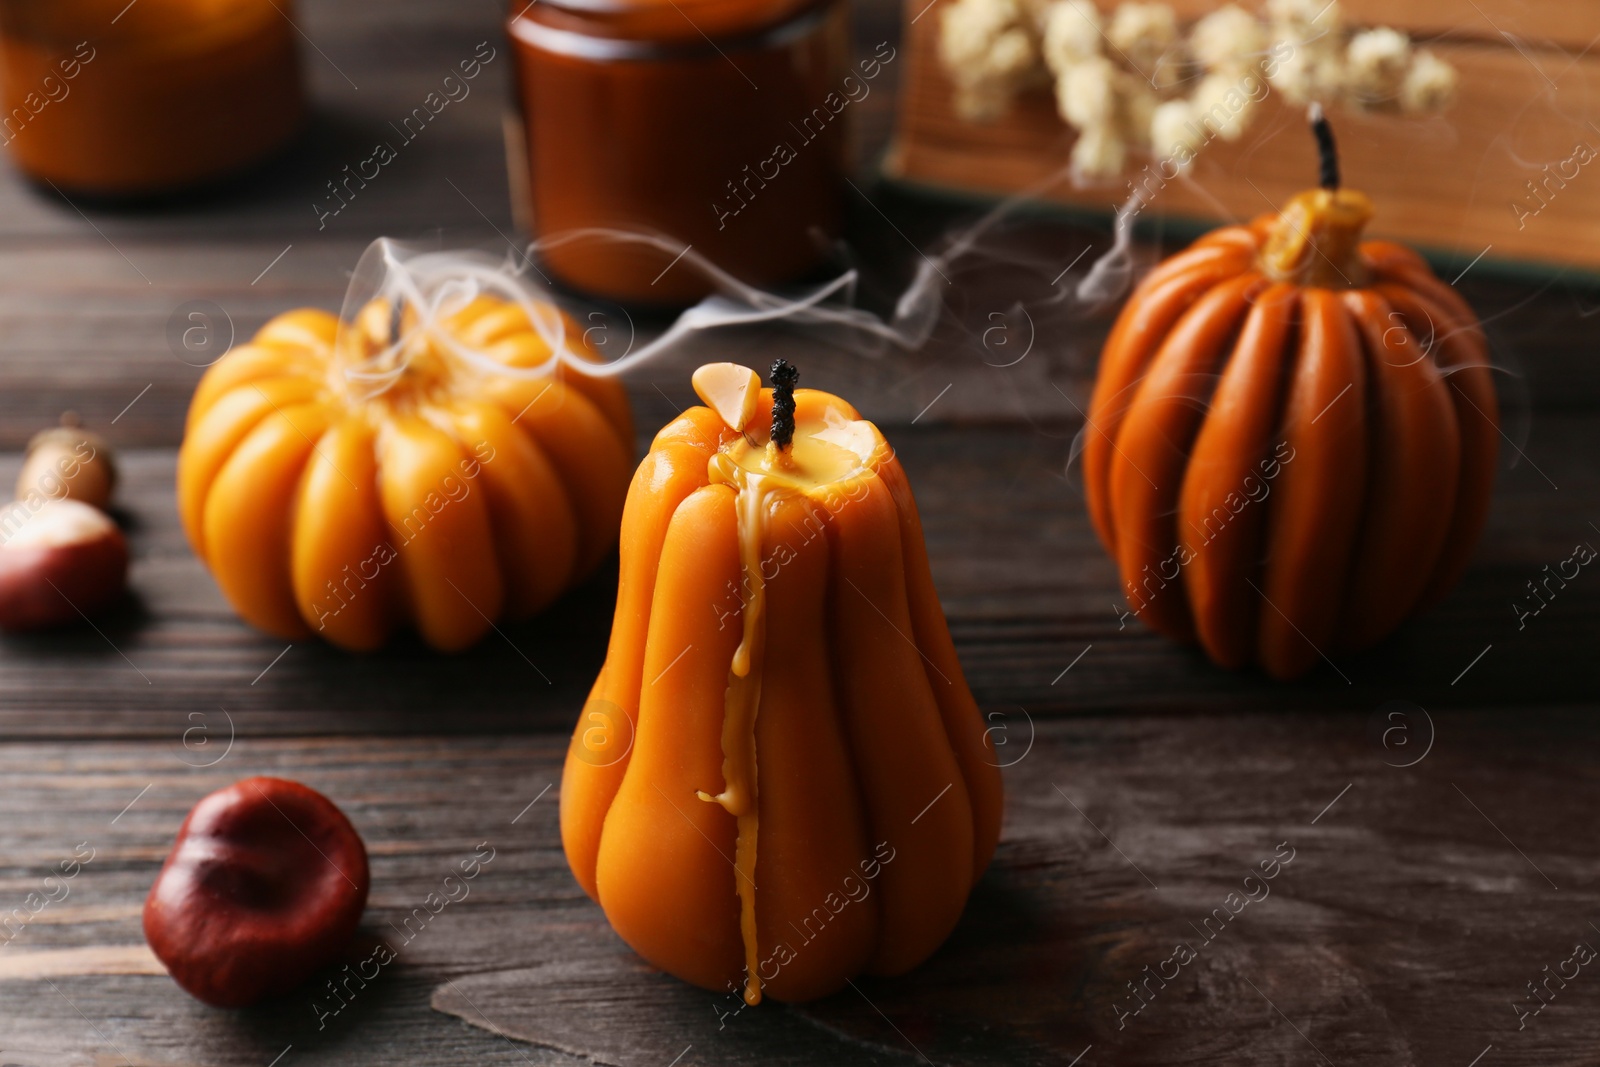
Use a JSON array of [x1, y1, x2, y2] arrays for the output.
[[17, 415, 117, 512]]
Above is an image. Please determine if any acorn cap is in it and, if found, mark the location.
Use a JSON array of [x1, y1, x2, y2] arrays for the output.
[[18, 419, 118, 511]]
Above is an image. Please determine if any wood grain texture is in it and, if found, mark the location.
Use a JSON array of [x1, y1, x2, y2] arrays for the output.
[[1157, 0, 1600, 50], [435, 709, 1600, 1067], [0, 0, 1595, 1065], [3, 716, 1599, 1066], [0, 408, 1594, 736], [887, 0, 1600, 271]]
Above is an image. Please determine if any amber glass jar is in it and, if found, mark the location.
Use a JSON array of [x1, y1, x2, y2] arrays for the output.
[[508, 0, 850, 306], [0, 0, 305, 197]]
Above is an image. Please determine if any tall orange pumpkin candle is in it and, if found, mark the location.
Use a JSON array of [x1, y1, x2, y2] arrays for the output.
[[561, 361, 1003, 1004]]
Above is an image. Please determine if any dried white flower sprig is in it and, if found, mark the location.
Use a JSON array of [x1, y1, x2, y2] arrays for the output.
[[937, 0, 1457, 182]]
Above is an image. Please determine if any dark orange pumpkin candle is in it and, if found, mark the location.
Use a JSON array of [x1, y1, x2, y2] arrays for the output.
[[1084, 108, 1500, 679]]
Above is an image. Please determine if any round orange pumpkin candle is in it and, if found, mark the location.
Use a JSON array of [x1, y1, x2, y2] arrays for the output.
[[0, 0, 304, 196], [561, 361, 1002, 1004], [177, 250, 634, 653]]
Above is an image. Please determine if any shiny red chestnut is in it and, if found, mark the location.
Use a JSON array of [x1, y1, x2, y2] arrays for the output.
[[144, 776, 370, 1007]]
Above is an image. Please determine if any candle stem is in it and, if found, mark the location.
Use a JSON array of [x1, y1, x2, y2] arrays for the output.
[[770, 360, 798, 450], [1309, 102, 1339, 191], [1258, 105, 1371, 287]]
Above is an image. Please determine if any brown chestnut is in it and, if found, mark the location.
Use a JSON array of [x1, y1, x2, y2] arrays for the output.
[[0, 498, 128, 630], [144, 777, 371, 1007]]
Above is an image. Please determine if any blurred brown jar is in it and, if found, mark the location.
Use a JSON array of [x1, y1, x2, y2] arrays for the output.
[[508, 0, 857, 306], [0, 0, 305, 197]]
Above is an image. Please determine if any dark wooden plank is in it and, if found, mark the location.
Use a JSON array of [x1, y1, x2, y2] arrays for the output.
[[1, 222, 1597, 452], [0, 402, 1595, 734], [1, 714, 1597, 1065], [0, 735, 581, 1066], [9, 217, 1600, 451], [889, 4, 1600, 270]]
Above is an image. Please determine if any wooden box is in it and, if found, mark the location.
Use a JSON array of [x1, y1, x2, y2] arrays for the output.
[[885, 0, 1600, 273]]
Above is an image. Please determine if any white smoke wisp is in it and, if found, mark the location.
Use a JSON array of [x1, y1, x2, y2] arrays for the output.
[[336, 232, 933, 398], [1075, 182, 1154, 308], [333, 159, 1136, 398]]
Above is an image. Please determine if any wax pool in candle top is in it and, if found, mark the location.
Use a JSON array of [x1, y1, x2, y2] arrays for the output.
[[694, 360, 880, 492], [719, 414, 879, 490]]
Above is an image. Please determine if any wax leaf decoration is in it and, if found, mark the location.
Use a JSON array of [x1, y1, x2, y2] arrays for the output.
[[692, 362, 762, 433]]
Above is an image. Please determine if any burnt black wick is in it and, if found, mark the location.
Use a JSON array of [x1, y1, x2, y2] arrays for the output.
[[770, 360, 798, 449], [1309, 102, 1339, 191]]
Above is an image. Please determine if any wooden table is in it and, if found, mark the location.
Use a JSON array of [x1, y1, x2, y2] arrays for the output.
[[2, 2, 1598, 1065]]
